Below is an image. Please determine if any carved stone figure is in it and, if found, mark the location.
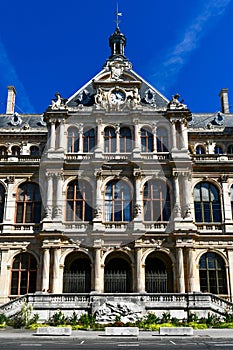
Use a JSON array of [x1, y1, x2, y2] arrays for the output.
[[134, 204, 142, 216], [51, 93, 67, 109], [95, 88, 107, 109], [167, 93, 187, 110], [94, 301, 144, 323], [110, 63, 124, 80]]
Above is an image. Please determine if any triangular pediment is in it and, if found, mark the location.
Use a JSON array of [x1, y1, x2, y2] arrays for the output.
[[67, 59, 169, 111]]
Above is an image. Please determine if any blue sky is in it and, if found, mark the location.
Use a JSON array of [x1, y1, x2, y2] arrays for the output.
[[0, 0, 232, 114]]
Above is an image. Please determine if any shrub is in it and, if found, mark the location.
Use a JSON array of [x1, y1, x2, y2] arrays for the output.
[[188, 312, 199, 322], [144, 313, 159, 325], [10, 302, 35, 329], [188, 322, 208, 329], [0, 313, 7, 324], [161, 312, 171, 323], [49, 310, 66, 326]]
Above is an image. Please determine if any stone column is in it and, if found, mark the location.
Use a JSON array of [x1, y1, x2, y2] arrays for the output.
[[188, 248, 195, 292], [78, 124, 83, 153], [54, 173, 63, 219], [44, 173, 53, 219], [176, 247, 185, 293], [94, 247, 102, 292], [181, 121, 188, 150], [173, 172, 181, 219], [134, 172, 143, 229], [0, 249, 10, 303], [136, 248, 145, 292], [227, 250, 233, 302], [58, 119, 65, 149], [133, 119, 141, 151], [183, 173, 192, 219], [116, 124, 120, 153], [152, 124, 157, 153], [42, 248, 50, 291], [94, 119, 103, 159], [52, 248, 61, 293], [222, 180, 232, 221], [49, 121, 56, 150], [171, 121, 177, 150]]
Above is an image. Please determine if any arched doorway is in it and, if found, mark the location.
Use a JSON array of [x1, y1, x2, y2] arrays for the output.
[[199, 252, 227, 294], [145, 252, 173, 293], [104, 255, 132, 293], [10, 253, 37, 296], [63, 252, 91, 293]]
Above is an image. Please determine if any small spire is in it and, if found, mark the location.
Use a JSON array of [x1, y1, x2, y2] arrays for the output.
[[115, 3, 123, 29]]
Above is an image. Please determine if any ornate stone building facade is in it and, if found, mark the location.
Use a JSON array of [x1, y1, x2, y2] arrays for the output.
[[0, 26, 233, 309]]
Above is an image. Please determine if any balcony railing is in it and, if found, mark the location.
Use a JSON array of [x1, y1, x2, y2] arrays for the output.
[[196, 223, 224, 233], [0, 155, 41, 163], [192, 154, 233, 163]]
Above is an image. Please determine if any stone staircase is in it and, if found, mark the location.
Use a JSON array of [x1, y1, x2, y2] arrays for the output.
[[0, 292, 232, 322]]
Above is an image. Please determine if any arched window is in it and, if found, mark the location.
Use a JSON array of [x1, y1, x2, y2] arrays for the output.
[[83, 128, 96, 153], [0, 184, 5, 223], [30, 146, 40, 156], [199, 252, 227, 294], [194, 182, 222, 223], [67, 127, 79, 153], [10, 253, 37, 295], [16, 182, 42, 223], [141, 128, 153, 152], [104, 180, 132, 222], [66, 180, 93, 222], [120, 127, 132, 152], [214, 145, 223, 154], [12, 146, 20, 156], [63, 253, 91, 293], [227, 145, 233, 154], [104, 127, 116, 153], [143, 180, 171, 221], [196, 145, 205, 154], [157, 127, 168, 152], [0, 146, 7, 156], [104, 257, 132, 293]]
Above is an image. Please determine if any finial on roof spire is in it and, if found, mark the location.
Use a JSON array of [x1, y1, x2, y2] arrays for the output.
[[115, 3, 122, 29]]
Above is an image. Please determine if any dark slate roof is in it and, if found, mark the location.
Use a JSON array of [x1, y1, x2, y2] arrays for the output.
[[189, 112, 233, 130], [0, 114, 47, 130]]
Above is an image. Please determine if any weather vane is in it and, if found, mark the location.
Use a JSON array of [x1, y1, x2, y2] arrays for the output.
[[115, 3, 122, 29]]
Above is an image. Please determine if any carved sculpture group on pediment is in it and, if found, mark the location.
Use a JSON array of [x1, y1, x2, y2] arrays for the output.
[[94, 86, 141, 111]]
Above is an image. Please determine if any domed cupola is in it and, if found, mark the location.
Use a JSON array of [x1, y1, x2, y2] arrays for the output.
[[109, 27, 126, 59]]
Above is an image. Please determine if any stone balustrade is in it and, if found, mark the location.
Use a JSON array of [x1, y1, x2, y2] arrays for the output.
[[1, 292, 233, 322]]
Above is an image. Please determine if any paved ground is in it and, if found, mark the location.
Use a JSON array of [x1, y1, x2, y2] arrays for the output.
[[0, 327, 233, 340]]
